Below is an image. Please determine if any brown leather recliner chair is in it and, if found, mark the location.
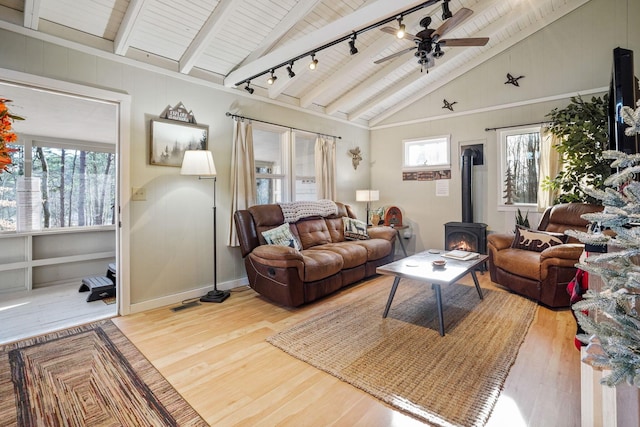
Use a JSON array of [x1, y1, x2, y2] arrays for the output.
[[487, 203, 603, 308]]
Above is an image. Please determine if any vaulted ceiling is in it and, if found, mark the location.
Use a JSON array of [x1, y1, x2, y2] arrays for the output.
[[0, 0, 592, 127]]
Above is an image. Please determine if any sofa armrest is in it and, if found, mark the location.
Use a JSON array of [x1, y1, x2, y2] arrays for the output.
[[540, 243, 584, 261], [251, 244, 303, 262], [368, 226, 396, 242], [487, 233, 515, 251]]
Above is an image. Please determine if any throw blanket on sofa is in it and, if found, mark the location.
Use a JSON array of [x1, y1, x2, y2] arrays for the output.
[[279, 199, 338, 223]]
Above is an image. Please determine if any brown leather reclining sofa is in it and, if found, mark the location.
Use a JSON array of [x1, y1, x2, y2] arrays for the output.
[[487, 203, 602, 308], [234, 202, 396, 307]]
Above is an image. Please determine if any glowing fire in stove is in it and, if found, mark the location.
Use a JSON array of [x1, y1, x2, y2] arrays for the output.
[[449, 237, 476, 252]]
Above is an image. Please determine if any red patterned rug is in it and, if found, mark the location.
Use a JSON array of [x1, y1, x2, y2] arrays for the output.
[[0, 319, 206, 426]]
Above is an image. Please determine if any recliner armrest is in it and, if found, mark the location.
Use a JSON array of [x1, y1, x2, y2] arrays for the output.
[[368, 226, 396, 241], [487, 233, 515, 251], [251, 244, 303, 262], [540, 243, 584, 261]]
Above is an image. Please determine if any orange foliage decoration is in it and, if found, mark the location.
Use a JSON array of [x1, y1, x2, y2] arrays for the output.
[[0, 98, 23, 173]]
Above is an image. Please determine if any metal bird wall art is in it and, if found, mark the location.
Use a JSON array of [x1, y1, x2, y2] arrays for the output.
[[442, 99, 457, 111], [505, 73, 525, 87]]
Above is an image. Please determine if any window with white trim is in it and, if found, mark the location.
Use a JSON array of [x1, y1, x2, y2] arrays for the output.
[[253, 124, 316, 204], [499, 126, 541, 207], [402, 135, 451, 171], [0, 137, 116, 231]]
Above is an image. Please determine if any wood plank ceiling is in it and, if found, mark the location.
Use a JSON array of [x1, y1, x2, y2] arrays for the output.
[[0, 0, 592, 127]]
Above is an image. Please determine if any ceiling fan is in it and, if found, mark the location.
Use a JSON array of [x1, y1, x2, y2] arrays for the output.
[[375, 7, 489, 71]]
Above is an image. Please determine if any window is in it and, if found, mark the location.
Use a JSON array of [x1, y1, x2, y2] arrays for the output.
[[403, 135, 450, 171], [253, 124, 316, 204], [0, 137, 116, 232], [499, 127, 541, 207]]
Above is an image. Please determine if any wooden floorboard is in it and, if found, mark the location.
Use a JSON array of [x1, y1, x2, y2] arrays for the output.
[[113, 273, 581, 427], [0, 282, 117, 345]]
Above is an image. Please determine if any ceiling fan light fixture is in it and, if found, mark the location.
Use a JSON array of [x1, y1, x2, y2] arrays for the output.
[[433, 44, 444, 58], [309, 54, 318, 70], [396, 17, 405, 39], [287, 63, 295, 78], [267, 69, 277, 85], [244, 82, 254, 94]]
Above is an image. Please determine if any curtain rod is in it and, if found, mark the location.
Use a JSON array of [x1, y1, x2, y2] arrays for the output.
[[225, 112, 342, 139], [485, 120, 552, 131]]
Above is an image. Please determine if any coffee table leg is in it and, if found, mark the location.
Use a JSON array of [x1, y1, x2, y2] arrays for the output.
[[433, 283, 445, 336], [383, 276, 401, 318], [471, 270, 484, 300]]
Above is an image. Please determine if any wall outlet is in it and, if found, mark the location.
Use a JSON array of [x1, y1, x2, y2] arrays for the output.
[[132, 187, 146, 201]]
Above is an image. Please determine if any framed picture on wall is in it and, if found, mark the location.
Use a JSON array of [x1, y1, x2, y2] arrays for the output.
[[150, 118, 209, 167]]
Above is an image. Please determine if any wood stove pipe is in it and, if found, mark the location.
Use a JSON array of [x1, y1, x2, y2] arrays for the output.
[[461, 148, 476, 223]]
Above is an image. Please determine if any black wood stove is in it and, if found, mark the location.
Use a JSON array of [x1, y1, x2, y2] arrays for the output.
[[444, 148, 487, 254]]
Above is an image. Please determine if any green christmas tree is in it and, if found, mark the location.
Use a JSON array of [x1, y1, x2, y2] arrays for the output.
[[566, 100, 640, 387]]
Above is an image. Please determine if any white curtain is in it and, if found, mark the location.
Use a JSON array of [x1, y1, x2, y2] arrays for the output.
[[228, 119, 255, 246], [537, 125, 562, 211], [315, 136, 337, 200]]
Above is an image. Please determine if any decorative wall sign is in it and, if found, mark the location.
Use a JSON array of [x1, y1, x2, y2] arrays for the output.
[[504, 73, 524, 87], [150, 119, 208, 167], [159, 102, 197, 123], [402, 169, 451, 181]]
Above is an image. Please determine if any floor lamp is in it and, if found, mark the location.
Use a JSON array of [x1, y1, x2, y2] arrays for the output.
[[356, 189, 379, 226], [181, 150, 230, 303]]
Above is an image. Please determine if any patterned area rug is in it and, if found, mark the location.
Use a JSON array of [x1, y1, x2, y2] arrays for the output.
[[0, 319, 206, 426], [268, 280, 537, 427]]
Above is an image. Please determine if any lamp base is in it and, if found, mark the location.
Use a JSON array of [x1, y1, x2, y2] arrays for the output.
[[200, 289, 230, 303]]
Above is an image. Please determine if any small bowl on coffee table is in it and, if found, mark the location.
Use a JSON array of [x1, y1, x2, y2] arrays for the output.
[[432, 259, 446, 268]]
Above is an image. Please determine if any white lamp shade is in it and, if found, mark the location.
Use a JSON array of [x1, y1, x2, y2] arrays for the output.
[[181, 150, 216, 176], [356, 189, 379, 202]]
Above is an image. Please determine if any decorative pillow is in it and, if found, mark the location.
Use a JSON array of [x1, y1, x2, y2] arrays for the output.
[[261, 223, 301, 250], [343, 217, 369, 240], [511, 226, 568, 252]]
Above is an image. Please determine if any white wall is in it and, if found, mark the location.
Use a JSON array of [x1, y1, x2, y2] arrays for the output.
[[0, 29, 371, 309], [370, 0, 640, 254]]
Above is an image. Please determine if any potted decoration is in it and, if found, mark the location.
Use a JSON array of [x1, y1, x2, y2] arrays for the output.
[[0, 98, 23, 173]]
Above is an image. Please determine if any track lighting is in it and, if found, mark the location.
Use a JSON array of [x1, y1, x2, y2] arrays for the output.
[[349, 34, 358, 55], [441, 0, 452, 20], [309, 54, 318, 70], [287, 62, 295, 78], [396, 16, 406, 39], [267, 69, 277, 85], [244, 82, 254, 94]]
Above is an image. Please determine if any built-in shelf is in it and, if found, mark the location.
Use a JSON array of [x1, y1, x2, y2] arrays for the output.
[[0, 226, 115, 293]]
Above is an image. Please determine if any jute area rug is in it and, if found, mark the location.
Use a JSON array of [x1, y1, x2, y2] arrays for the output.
[[0, 319, 207, 427], [268, 279, 537, 427]]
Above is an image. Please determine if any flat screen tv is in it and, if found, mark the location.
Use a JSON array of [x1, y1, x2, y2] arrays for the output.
[[609, 47, 639, 154]]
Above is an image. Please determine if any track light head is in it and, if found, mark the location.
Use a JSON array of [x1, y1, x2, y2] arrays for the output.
[[287, 62, 295, 78], [441, 0, 452, 20], [396, 17, 405, 39], [309, 54, 318, 70], [349, 34, 358, 55], [267, 69, 277, 85], [244, 82, 254, 94]]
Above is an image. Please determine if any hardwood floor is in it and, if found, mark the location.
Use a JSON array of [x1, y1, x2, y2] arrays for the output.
[[0, 282, 117, 345], [113, 273, 581, 427]]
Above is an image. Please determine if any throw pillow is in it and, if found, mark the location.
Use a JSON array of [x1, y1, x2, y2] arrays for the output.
[[261, 223, 301, 250], [343, 217, 369, 240], [511, 226, 568, 252]]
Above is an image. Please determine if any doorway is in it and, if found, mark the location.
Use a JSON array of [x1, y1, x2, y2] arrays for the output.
[[0, 69, 130, 344]]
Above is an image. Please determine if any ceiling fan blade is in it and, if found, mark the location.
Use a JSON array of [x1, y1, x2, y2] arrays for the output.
[[433, 7, 473, 39], [380, 26, 417, 40], [374, 46, 417, 64], [439, 37, 489, 47]]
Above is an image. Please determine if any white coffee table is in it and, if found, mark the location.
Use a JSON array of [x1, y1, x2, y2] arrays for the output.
[[376, 250, 488, 336]]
